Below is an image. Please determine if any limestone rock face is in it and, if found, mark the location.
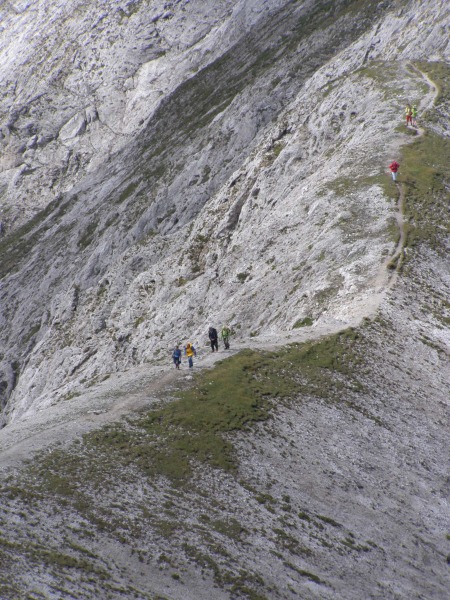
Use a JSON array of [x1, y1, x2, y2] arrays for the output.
[[0, 0, 287, 227], [0, 0, 449, 423]]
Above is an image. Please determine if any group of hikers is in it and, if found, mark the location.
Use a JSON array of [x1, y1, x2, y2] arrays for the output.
[[388, 102, 419, 182], [405, 103, 418, 128], [171, 325, 231, 369]]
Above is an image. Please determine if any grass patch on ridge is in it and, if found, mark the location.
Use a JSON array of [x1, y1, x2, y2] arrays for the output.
[[399, 61, 450, 256], [83, 328, 368, 483], [1, 327, 373, 596], [84, 348, 291, 482], [14, 328, 369, 501], [401, 131, 449, 252], [414, 61, 450, 106]]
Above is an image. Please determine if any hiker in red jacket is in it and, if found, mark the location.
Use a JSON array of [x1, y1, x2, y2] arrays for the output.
[[389, 161, 400, 182]]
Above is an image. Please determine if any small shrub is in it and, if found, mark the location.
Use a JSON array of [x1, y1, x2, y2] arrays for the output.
[[134, 316, 145, 328], [237, 272, 249, 283], [77, 221, 98, 249], [316, 514, 341, 527], [293, 317, 313, 328], [273, 142, 284, 157]]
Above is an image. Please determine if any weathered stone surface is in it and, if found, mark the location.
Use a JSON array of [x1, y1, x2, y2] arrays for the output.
[[58, 112, 87, 141], [0, 1, 449, 597], [0, 0, 448, 418]]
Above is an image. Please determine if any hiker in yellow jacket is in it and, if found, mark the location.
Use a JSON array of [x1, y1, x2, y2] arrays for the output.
[[221, 325, 231, 350], [184, 342, 197, 368], [405, 103, 412, 126]]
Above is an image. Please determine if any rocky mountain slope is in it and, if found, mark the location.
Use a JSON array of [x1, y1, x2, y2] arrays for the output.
[[1, 0, 448, 422], [0, 0, 449, 598]]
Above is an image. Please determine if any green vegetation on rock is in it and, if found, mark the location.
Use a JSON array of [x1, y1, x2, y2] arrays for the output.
[[400, 64, 450, 256], [6, 328, 369, 502]]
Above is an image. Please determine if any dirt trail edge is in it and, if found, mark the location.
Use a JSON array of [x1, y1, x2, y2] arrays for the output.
[[384, 63, 439, 282], [0, 66, 439, 473]]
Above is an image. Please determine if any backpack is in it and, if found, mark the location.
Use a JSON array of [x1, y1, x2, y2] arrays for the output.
[[209, 327, 217, 339]]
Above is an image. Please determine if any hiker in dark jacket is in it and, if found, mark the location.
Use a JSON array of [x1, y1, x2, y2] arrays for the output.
[[208, 326, 218, 352]]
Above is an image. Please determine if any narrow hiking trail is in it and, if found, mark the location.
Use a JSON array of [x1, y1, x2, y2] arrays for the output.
[[380, 63, 439, 286], [0, 65, 440, 473]]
